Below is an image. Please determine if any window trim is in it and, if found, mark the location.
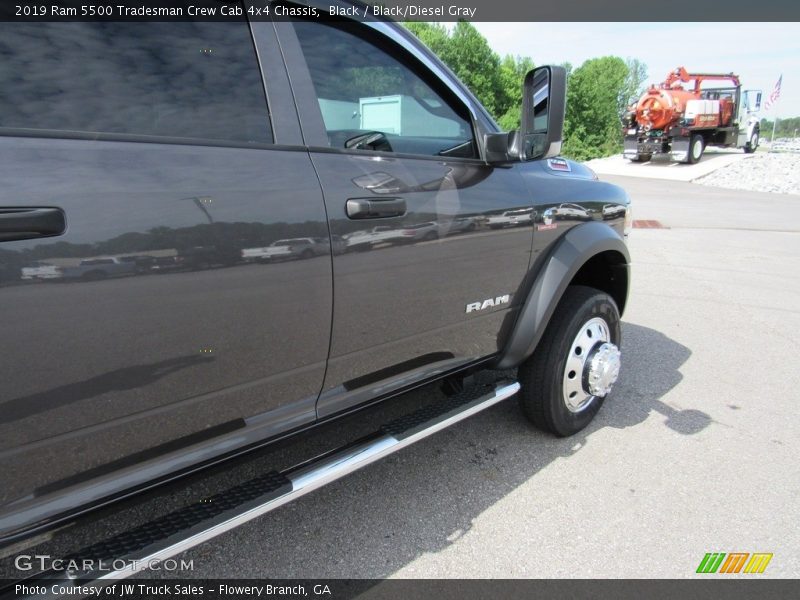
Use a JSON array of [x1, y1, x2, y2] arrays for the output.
[[301, 143, 491, 166], [0, 127, 279, 151], [277, 12, 484, 161], [244, 11, 278, 144], [250, 21, 305, 146]]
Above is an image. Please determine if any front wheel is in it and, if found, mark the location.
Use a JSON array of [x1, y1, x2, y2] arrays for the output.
[[744, 130, 759, 154], [517, 285, 622, 437]]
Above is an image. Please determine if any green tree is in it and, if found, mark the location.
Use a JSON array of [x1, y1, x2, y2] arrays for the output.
[[760, 116, 800, 140], [497, 54, 535, 130], [405, 22, 508, 120], [404, 21, 450, 54], [562, 56, 630, 161], [621, 58, 648, 114], [405, 24, 647, 161]]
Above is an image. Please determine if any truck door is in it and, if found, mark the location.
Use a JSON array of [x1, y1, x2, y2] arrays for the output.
[[275, 17, 533, 417], [737, 89, 762, 147], [0, 14, 331, 530]]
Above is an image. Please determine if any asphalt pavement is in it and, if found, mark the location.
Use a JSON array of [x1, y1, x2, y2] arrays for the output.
[[121, 175, 800, 580]]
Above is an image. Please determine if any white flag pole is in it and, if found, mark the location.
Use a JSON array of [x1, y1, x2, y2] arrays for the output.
[[767, 75, 782, 150], [771, 112, 778, 147]]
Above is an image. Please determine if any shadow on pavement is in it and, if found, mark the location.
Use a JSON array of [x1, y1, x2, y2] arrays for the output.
[[596, 322, 710, 435]]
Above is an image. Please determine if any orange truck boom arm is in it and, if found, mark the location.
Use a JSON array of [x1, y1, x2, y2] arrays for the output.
[[663, 67, 740, 92]]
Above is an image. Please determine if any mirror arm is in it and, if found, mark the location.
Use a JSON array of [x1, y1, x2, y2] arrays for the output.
[[484, 131, 522, 164]]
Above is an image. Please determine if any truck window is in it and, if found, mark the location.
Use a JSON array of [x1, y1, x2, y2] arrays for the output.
[[292, 20, 476, 159], [0, 17, 271, 145]]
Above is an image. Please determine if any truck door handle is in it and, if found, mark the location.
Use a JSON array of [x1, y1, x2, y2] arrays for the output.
[[346, 198, 406, 219], [0, 207, 67, 242]]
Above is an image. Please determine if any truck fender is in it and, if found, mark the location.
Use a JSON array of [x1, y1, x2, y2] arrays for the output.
[[495, 221, 630, 369]]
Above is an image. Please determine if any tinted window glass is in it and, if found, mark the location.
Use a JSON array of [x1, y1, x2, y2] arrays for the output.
[[293, 20, 475, 158], [0, 20, 271, 144]]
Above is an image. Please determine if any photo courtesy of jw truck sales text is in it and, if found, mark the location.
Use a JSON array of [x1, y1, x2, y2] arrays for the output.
[[0, 0, 798, 597]]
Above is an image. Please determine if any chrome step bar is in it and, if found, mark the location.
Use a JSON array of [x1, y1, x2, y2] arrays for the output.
[[26, 381, 520, 592]]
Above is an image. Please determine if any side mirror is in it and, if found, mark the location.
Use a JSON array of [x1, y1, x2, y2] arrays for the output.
[[484, 65, 567, 164], [521, 66, 567, 160]]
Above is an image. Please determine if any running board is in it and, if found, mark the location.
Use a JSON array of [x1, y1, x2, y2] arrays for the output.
[[22, 381, 520, 591]]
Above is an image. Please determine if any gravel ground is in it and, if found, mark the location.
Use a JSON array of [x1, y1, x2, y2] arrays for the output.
[[694, 151, 800, 194]]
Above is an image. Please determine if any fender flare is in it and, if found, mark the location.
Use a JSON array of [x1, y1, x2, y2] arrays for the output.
[[495, 221, 630, 369]]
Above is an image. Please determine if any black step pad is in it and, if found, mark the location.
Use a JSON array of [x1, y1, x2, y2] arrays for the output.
[[380, 383, 499, 440], [67, 470, 290, 566]]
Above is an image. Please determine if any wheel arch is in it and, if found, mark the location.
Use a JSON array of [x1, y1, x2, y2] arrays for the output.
[[495, 221, 630, 369]]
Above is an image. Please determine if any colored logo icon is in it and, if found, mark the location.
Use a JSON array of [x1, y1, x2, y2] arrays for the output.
[[697, 552, 773, 574]]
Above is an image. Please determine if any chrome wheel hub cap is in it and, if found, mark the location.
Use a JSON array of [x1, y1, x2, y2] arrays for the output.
[[587, 342, 621, 397], [562, 317, 620, 412]]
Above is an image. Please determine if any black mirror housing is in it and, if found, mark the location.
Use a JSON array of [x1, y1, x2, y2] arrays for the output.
[[485, 65, 567, 164], [521, 65, 567, 160]]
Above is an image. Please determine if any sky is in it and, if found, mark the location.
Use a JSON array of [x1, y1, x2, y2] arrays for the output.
[[471, 22, 800, 119]]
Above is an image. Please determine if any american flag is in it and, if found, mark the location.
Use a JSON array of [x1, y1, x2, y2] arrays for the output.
[[764, 75, 782, 111]]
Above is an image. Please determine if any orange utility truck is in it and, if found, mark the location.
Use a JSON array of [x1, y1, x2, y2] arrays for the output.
[[623, 67, 762, 163]]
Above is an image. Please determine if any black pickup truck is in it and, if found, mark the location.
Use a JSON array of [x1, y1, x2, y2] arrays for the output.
[[0, 0, 630, 586]]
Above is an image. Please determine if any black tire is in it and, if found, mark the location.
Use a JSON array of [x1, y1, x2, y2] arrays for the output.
[[687, 134, 704, 164], [300, 249, 314, 260], [744, 130, 759, 154], [517, 285, 621, 437], [422, 231, 438, 241], [630, 154, 651, 163]]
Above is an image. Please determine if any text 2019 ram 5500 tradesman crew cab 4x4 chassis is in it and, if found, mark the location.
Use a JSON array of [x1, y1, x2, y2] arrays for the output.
[[0, 0, 630, 587]]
